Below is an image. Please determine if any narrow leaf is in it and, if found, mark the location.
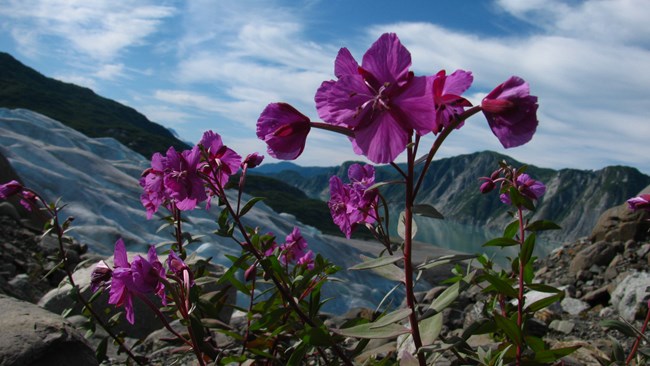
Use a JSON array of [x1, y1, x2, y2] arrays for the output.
[[600, 319, 639, 338], [370, 308, 412, 329], [349, 255, 402, 271], [483, 237, 520, 247], [526, 220, 561, 232], [494, 313, 522, 346], [419, 313, 443, 346], [482, 273, 518, 298], [397, 211, 417, 240], [239, 197, 265, 217], [417, 253, 477, 270], [503, 220, 519, 239], [520, 233, 536, 266], [334, 322, 410, 339], [527, 293, 563, 313], [413, 204, 444, 219]]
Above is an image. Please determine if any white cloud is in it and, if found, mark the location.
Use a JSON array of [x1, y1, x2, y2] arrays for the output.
[[0, 0, 176, 61], [94, 63, 125, 80]]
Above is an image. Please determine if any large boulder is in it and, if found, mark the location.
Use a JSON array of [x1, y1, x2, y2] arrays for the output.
[[610, 271, 650, 322], [0, 294, 97, 366], [590, 185, 650, 242], [39, 251, 235, 340]]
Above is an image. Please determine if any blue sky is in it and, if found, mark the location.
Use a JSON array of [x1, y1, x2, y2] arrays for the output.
[[1, 0, 649, 174]]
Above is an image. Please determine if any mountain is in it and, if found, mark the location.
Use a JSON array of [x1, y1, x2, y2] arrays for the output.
[[0, 52, 189, 158], [252, 153, 650, 243]]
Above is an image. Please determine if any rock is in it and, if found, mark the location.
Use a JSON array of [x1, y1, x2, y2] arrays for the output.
[[610, 271, 650, 322], [569, 241, 618, 274], [590, 202, 650, 243], [561, 297, 590, 316], [0, 294, 97, 365], [39, 251, 235, 340], [581, 286, 611, 307], [549, 319, 575, 334]]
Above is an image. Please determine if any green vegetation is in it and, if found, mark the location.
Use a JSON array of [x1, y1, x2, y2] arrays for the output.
[[0, 52, 189, 158]]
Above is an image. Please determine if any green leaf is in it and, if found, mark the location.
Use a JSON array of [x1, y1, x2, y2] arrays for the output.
[[526, 283, 563, 293], [349, 255, 402, 271], [370, 308, 412, 329], [354, 255, 404, 282], [201, 318, 231, 329], [397, 210, 417, 240], [429, 271, 475, 313], [413, 204, 444, 219], [482, 273, 518, 298], [509, 187, 535, 211], [503, 220, 519, 239], [419, 313, 443, 346], [303, 326, 333, 347], [95, 337, 108, 363], [494, 313, 522, 346], [334, 322, 410, 339], [520, 233, 536, 266], [526, 220, 561, 232], [534, 345, 581, 363], [417, 253, 477, 270], [239, 197, 264, 217], [527, 293, 563, 313], [600, 319, 639, 338], [483, 237, 520, 248], [287, 342, 309, 366]]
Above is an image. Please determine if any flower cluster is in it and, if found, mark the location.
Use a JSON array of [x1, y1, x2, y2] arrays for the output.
[[0, 180, 37, 211], [328, 163, 378, 238], [480, 167, 546, 210], [256, 33, 538, 165], [140, 130, 243, 218], [266, 227, 314, 269]]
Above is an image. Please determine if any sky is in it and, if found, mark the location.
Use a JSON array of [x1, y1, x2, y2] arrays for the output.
[[1, 0, 649, 174]]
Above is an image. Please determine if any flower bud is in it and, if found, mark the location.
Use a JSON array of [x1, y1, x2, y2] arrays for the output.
[[244, 263, 257, 282], [479, 179, 496, 194], [90, 261, 112, 292]]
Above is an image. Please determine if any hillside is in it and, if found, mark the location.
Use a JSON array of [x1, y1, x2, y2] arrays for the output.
[[251, 153, 650, 242], [0, 52, 189, 158]]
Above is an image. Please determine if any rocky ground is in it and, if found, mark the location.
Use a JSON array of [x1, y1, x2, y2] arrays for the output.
[[0, 198, 649, 365]]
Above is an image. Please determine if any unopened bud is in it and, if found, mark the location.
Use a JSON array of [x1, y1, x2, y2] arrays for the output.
[[479, 179, 496, 194]]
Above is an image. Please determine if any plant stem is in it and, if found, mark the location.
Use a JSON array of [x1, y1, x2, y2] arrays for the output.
[[626, 303, 650, 365], [516, 206, 526, 366], [404, 143, 427, 366]]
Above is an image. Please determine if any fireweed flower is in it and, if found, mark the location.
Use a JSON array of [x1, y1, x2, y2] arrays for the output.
[[297, 250, 315, 270], [0, 180, 22, 199], [140, 152, 168, 219], [242, 153, 264, 169], [90, 261, 112, 292], [199, 130, 242, 188], [627, 194, 650, 211], [257, 103, 311, 160], [481, 76, 539, 148], [164, 146, 207, 211], [430, 69, 473, 133], [328, 164, 378, 238], [166, 250, 194, 287], [279, 227, 309, 266], [109, 239, 166, 324], [315, 33, 436, 164], [500, 173, 546, 206]]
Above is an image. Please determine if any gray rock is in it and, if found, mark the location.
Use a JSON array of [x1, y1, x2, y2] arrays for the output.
[[8, 273, 40, 302], [549, 319, 575, 334], [610, 271, 650, 322], [39, 251, 235, 340], [581, 286, 610, 306], [561, 297, 590, 316], [569, 241, 618, 274], [0, 294, 97, 366]]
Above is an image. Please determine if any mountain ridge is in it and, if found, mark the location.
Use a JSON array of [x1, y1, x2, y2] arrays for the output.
[[0, 52, 189, 158]]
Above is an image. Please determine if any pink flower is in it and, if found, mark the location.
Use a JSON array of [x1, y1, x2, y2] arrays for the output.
[[90, 261, 112, 292], [108, 239, 166, 324], [257, 103, 311, 160], [482, 76, 538, 148], [627, 194, 650, 211], [431, 69, 473, 134], [140, 152, 168, 219], [279, 227, 309, 266], [242, 153, 264, 169], [0, 180, 22, 199], [166, 250, 194, 287], [199, 130, 242, 188], [164, 146, 207, 211], [297, 250, 315, 270], [315, 33, 435, 163], [328, 164, 378, 238], [500, 173, 546, 207]]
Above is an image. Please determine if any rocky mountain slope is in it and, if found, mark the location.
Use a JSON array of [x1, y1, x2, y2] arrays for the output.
[[0, 52, 189, 158], [253, 153, 650, 243]]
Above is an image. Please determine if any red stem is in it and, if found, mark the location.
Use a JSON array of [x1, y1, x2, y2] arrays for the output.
[[626, 303, 650, 365], [516, 206, 526, 366]]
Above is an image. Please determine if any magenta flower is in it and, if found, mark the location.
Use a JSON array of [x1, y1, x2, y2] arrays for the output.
[[167, 250, 194, 287], [199, 130, 242, 187], [297, 250, 315, 270], [257, 103, 311, 160], [431, 69, 473, 134], [328, 164, 378, 238], [164, 146, 207, 211], [627, 194, 650, 211], [479, 178, 496, 194], [481, 76, 538, 148], [140, 152, 168, 219], [0, 180, 22, 199], [242, 153, 264, 169], [315, 33, 436, 164], [90, 261, 112, 292], [108, 239, 166, 324], [279, 227, 309, 266], [500, 173, 546, 207]]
